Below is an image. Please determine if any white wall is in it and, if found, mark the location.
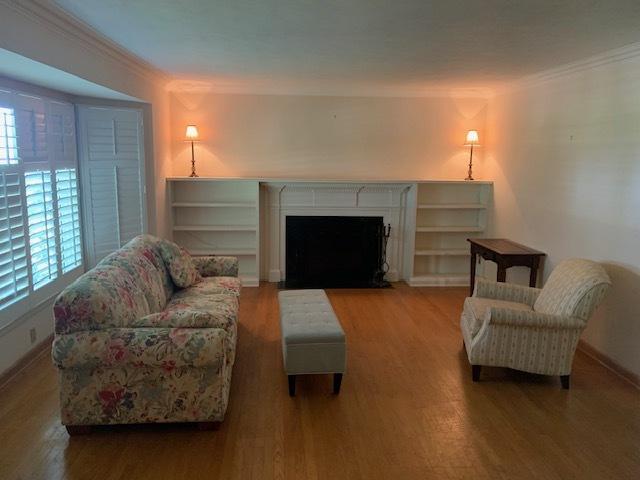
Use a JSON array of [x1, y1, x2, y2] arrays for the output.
[[486, 53, 640, 377], [170, 93, 489, 180]]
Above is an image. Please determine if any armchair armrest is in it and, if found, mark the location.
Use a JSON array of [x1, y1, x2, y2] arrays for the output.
[[474, 279, 541, 306], [488, 307, 585, 330], [52, 327, 228, 370], [192, 256, 239, 277]]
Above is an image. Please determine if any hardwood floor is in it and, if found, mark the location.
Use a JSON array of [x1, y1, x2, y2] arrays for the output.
[[0, 283, 638, 479]]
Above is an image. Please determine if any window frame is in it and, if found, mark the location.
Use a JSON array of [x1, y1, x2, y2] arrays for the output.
[[0, 88, 84, 329]]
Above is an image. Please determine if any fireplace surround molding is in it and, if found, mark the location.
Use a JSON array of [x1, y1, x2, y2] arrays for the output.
[[263, 181, 412, 283]]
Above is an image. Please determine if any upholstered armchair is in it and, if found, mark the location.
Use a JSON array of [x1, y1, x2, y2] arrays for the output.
[[460, 258, 611, 389]]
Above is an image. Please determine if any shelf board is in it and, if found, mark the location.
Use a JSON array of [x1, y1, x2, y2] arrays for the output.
[[189, 249, 257, 256], [416, 226, 484, 233], [173, 225, 257, 232], [408, 273, 470, 287], [172, 202, 256, 208], [417, 203, 485, 210], [414, 249, 469, 256]]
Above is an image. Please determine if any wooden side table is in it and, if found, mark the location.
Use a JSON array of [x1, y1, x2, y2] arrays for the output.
[[467, 238, 546, 296]]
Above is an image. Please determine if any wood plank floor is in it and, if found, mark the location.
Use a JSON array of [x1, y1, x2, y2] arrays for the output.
[[0, 283, 638, 479]]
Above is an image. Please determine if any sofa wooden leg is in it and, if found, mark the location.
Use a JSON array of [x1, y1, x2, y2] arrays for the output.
[[472, 365, 481, 382], [560, 375, 570, 390], [288, 375, 296, 397], [66, 425, 92, 436], [197, 421, 221, 431], [333, 373, 343, 394]]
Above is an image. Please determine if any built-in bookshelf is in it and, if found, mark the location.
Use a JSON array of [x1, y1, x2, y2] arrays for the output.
[[407, 181, 492, 286], [167, 178, 260, 286]]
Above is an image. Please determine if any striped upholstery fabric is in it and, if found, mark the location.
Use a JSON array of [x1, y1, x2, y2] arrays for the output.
[[461, 259, 611, 376]]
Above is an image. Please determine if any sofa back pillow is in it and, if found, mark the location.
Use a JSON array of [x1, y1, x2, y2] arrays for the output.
[[159, 239, 200, 288]]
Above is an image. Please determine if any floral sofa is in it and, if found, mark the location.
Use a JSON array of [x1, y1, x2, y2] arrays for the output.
[[51, 235, 241, 433]]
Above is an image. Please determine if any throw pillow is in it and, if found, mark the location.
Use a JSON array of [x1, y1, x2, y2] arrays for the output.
[[158, 240, 199, 288]]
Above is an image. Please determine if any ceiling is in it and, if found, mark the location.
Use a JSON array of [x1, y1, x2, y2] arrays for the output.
[[53, 0, 640, 95]]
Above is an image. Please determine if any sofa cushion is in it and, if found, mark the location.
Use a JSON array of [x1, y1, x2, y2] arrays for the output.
[[54, 265, 152, 334], [158, 240, 200, 288], [171, 276, 242, 299], [133, 294, 238, 331], [463, 297, 533, 337], [534, 259, 611, 319], [99, 246, 168, 313]]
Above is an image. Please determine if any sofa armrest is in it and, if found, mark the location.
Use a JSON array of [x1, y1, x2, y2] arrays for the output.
[[52, 327, 228, 370], [192, 256, 239, 277], [474, 279, 541, 306], [488, 307, 585, 330]]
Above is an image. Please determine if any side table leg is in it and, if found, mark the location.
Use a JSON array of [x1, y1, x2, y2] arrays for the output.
[[497, 263, 507, 283], [529, 257, 540, 287], [469, 251, 477, 296]]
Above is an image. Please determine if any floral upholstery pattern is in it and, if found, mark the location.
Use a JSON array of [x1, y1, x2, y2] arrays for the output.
[[158, 239, 200, 288], [52, 234, 241, 427], [171, 276, 242, 299], [461, 259, 610, 376], [52, 327, 228, 370], [192, 256, 239, 278]]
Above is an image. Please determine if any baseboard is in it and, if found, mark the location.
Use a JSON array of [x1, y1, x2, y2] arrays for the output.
[[0, 334, 53, 390], [578, 340, 640, 389]]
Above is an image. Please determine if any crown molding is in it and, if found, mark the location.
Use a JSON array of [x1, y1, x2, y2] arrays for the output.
[[496, 41, 640, 96], [2, 0, 169, 86], [165, 78, 494, 99]]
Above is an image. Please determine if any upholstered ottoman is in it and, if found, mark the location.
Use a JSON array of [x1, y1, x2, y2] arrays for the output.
[[278, 289, 346, 396]]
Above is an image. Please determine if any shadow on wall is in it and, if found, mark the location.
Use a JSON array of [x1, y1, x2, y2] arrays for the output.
[[582, 262, 640, 377]]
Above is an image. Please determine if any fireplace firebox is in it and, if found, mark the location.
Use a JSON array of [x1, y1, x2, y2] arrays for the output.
[[284, 215, 389, 288]]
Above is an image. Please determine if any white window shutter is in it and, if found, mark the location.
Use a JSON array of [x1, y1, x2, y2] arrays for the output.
[[0, 172, 29, 308], [77, 106, 145, 267], [15, 94, 48, 165]]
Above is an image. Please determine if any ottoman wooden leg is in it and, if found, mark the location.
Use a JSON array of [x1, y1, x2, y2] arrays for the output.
[[333, 373, 343, 394], [288, 375, 296, 397]]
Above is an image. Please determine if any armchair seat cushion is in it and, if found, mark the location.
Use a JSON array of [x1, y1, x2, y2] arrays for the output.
[[463, 297, 532, 337], [171, 276, 242, 299]]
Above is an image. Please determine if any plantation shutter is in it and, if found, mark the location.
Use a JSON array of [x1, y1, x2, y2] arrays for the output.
[[77, 106, 145, 267], [0, 171, 29, 307]]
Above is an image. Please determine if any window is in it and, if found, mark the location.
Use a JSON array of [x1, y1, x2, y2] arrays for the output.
[[0, 90, 82, 317], [0, 107, 19, 165]]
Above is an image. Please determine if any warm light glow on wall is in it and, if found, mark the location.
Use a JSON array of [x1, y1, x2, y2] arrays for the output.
[[465, 130, 479, 144], [185, 125, 199, 140]]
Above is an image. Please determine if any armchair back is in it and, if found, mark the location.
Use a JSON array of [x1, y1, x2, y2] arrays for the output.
[[533, 259, 611, 320]]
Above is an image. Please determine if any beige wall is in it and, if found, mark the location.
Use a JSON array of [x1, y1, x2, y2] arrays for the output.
[[169, 93, 488, 180], [486, 54, 640, 377]]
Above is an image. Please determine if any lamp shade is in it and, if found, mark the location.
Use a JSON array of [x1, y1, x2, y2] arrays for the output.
[[185, 125, 199, 140], [465, 130, 479, 144]]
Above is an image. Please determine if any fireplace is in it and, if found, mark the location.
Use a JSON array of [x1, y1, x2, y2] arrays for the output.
[[284, 215, 388, 288]]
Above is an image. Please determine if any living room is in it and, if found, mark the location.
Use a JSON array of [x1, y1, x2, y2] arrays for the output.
[[0, 1, 638, 479]]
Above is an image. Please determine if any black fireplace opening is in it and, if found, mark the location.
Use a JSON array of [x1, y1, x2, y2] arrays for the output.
[[284, 215, 389, 288]]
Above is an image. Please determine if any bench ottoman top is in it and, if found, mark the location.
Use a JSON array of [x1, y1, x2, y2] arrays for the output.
[[278, 290, 345, 345]]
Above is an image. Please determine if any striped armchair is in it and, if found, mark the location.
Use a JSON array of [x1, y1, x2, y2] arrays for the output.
[[460, 258, 611, 388]]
